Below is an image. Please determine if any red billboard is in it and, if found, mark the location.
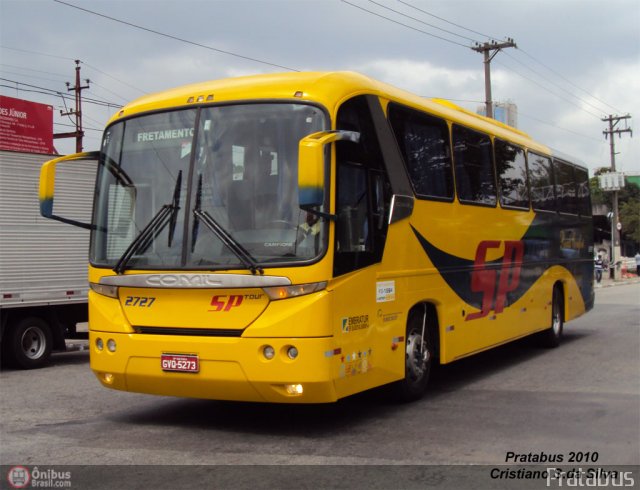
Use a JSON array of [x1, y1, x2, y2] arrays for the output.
[[0, 96, 55, 154]]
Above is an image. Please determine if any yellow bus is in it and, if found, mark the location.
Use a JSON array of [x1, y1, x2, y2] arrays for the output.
[[40, 71, 594, 403]]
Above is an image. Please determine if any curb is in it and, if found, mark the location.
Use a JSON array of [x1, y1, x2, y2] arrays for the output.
[[596, 278, 640, 288]]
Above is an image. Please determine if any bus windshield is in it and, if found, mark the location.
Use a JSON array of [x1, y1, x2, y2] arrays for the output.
[[91, 103, 328, 271]]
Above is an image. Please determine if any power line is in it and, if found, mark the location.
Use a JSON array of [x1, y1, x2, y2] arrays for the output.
[[0, 46, 147, 97], [492, 60, 603, 119], [53, 0, 299, 72], [0, 78, 122, 108], [517, 111, 602, 143], [366, 0, 478, 43], [0, 63, 68, 79], [0, 45, 75, 61], [55, 121, 102, 133], [341, 0, 469, 48], [396, 0, 500, 42], [344, 2, 623, 123], [0, 70, 68, 86], [394, 1, 621, 116], [502, 51, 609, 117], [80, 61, 148, 96], [517, 47, 624, 114]]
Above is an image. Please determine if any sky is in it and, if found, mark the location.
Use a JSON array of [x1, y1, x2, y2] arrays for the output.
[[1, 0, 639, 174]]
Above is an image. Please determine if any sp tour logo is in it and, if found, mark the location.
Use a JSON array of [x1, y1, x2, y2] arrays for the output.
[[466, 240, 524, 321], [208, 294, 263, 312]]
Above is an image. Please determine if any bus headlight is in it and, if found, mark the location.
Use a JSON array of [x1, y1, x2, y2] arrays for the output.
[[263, 345, 275, 360], [263, 282, 326, 301], [90, 282, 119, 298]]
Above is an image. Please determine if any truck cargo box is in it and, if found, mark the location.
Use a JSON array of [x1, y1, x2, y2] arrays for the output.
[[0, 150, 96, 368]]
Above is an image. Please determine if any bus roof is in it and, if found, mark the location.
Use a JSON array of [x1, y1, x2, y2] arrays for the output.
[[110, 71, 551, 155]]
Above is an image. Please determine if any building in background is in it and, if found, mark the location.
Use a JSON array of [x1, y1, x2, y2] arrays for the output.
[[477, 100, 518, 128]]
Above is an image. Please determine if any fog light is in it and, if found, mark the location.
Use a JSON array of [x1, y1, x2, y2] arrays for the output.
[[96, 338, 104, 351], [263, 345, 275, 360], [285, 384, 304, 395], [103, 373, 114, 384], [107, 339, 117, 352], [287, 346, 299, 360]]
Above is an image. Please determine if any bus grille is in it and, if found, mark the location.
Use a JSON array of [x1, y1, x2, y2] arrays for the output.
[[134, 326, 243, 337]]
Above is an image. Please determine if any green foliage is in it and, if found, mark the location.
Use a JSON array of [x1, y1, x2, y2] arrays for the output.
[[590, 179, 640, 246], [619, 199, 640, 244], [590, 179, 640, 208]]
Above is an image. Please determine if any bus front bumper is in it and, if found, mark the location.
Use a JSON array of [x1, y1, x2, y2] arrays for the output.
[[89, 331, 338, 403]]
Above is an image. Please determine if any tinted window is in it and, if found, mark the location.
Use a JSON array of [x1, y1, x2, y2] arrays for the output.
[[452, 125, 496, 205], [528, 153, 555, 212], [388, 104, 453, 200], [574, 166, 591, 216], [554, 160, 577, 215], [334, 96, 391, 277], [495, 139, 529, 209]]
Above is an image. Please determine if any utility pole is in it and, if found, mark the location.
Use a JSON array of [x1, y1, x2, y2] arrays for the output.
[[602, 114, 632, 279], [53, 60, 90, 153], [472, 39, 517, 119]]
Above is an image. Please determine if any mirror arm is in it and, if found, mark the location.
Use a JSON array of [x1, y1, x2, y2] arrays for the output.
[[300, 205, 337, 221]]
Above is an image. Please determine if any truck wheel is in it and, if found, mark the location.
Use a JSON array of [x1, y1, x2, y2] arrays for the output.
[[4, 317, 53, 369], [540, 286, 564, 348], [391, 308, 432, 402]]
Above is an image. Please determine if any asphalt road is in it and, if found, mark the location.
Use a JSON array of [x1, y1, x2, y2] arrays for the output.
[[1, 284, 638, 489]]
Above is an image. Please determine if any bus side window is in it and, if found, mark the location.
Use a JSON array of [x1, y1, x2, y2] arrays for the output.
[[528, 152, 556, 212], [574, 167, 591, 217], [495, 139, 529, 210], [388, 104, 453, 201], [334, 96, 391, 277], [452, 124, 496, 206], [554, 160, 578, 215]]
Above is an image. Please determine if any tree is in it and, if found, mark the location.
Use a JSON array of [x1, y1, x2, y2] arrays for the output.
[[589, 177, 640, 249], [619, 199, 640, 244]]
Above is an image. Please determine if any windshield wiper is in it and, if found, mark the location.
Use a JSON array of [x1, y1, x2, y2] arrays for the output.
[[113, 170, 182, 274], [192, 175, 263, 275]]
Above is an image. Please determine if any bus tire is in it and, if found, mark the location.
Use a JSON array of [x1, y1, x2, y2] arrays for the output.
[[391, 308, 432, 402], [540, 286, 564, 348], [3, 317, 53, 369]]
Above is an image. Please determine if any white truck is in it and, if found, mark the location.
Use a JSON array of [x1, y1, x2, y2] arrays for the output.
[[0, 150, 95, 369]]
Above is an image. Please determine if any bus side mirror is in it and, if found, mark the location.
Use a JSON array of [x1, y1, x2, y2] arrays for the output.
[[39, 151, 100, 230], [298, 130, 360, 208], [388, 194, 414, 224]]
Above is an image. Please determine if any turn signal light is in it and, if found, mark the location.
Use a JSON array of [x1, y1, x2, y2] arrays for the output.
[[263, 282, 326, 301]]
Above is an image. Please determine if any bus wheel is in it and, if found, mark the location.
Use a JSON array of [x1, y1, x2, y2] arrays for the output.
[[540, 287, 563, 348], [4, 317, 53, 369], [392, 309, 432, 402]]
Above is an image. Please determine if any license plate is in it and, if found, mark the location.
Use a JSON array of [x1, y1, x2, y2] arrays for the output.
[[161, 354, 199, 373]]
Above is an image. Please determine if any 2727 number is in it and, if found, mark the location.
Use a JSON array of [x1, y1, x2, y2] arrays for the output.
[[124, 296, 156, 307]]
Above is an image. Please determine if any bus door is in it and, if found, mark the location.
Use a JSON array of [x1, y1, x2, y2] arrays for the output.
[[330, 96, 398, 397]]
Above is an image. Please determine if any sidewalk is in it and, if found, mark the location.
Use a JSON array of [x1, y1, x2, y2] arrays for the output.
[[596, 273, 640, 288]]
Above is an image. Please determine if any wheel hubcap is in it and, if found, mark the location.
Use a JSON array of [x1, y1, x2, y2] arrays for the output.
[[552, 300, 562, 335], [406, 331, 429, 381], [20, 327, 46, 359]]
